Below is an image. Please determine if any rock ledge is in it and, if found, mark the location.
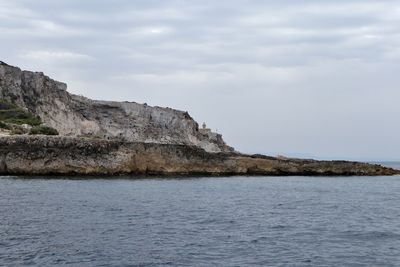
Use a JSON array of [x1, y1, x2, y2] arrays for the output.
[[0, 136, 398, 176]]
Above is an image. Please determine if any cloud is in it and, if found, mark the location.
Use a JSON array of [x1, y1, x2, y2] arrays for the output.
[[22, 50, 92, 61], [1, 0, 400, 159]]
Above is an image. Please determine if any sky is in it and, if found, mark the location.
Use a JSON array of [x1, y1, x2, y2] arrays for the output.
[[1, 0, 399, 160]]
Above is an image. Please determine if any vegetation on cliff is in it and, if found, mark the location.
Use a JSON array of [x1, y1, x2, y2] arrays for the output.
[[0, 99, 58, 136], [0, 99, 41, 126], [0, 121, 10, 130], [29, 125, 59, 136]]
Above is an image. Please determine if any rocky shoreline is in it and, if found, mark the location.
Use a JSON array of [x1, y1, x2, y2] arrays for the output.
[[0, 61, 398, 177], [0, 136, 398, 176]]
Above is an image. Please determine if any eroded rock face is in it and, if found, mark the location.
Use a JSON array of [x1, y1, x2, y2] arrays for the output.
[[0, 136, 398, 176], [0, 61, 233, 152]]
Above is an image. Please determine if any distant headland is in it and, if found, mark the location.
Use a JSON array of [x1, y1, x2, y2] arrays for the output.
[[0, 61, 398, 176]]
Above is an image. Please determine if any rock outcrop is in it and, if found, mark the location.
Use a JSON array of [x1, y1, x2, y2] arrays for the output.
[[0, 136, 398, 176], [0, 61, 232, 153], [0, 61, 398, 177]]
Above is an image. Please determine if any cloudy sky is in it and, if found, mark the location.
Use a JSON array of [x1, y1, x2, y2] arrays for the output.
[[1, 0, 399, 160]]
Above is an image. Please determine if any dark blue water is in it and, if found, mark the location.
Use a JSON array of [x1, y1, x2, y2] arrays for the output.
[[1, 175, 400, 267]]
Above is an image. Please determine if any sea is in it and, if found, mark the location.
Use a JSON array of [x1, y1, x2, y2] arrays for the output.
[[1, 162, 400, 267]]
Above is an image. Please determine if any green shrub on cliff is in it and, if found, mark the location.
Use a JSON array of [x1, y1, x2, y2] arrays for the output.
[[2, 116, 42, 126], [29, 125, 59, 136], [11, 128, 24, 135], [0, 99, 21, 110], [0, 99, 42, 126], [0, 121, 10, 129]]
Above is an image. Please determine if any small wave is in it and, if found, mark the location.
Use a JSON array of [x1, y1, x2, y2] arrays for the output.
[[337, 230, 400, 240]]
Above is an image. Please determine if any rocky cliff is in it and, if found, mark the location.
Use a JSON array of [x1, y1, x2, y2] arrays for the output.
[[0, 61, 398, 177], [0, 61, 232, 152]]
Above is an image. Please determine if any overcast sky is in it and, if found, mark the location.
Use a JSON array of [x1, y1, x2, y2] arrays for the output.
[[1, 0, 399, 160]]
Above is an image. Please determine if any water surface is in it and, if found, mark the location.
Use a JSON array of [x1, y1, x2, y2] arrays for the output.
[[1, 175, 400, 266]]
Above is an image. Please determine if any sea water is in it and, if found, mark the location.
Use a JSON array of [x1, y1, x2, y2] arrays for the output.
[[1, 173, 400, 266]]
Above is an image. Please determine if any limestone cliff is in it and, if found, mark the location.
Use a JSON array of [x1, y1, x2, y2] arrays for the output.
[[0, 61, 232, 152], [0, 61, 398, 177]]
